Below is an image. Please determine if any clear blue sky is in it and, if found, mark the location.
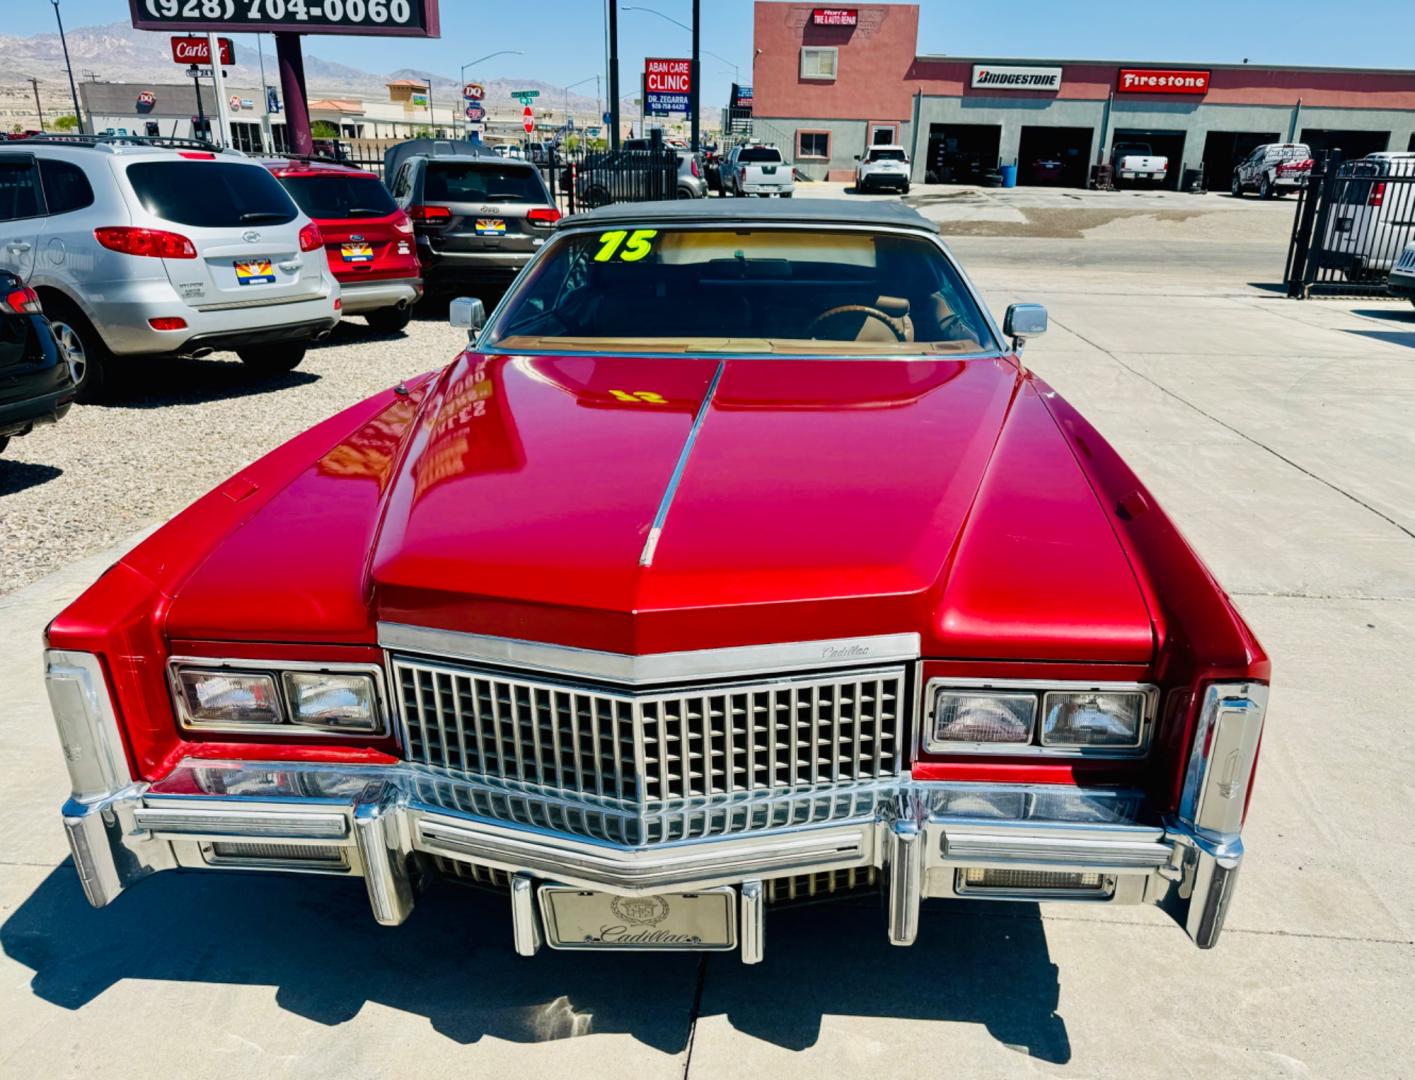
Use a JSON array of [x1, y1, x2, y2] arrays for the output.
[[15, 0, 1415, 109]]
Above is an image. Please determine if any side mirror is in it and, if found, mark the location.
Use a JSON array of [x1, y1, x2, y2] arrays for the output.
[[449, 296, 486, 339], [1003, 303, 1047, 354]]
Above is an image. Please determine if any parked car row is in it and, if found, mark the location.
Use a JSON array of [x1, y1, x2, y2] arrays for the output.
[[0, 134, 580, 429]]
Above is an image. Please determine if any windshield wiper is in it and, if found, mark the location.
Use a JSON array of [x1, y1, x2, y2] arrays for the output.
[[344, 207, 389, 217], [240, 211, 288, 223], [479, 193, 524, 202]]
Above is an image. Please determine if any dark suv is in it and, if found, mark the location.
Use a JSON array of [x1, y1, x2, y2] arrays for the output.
[[0, 270, 75, 458], [385, 146, 559, 293]]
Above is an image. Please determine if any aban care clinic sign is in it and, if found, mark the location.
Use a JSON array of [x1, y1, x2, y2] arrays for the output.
[[970, 64, 1063, 91]]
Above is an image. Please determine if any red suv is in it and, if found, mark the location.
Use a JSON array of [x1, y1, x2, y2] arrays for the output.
[[261, 158, 422, 332]]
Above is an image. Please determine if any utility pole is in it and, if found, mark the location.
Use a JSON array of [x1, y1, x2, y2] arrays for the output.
[[256, 33, 274, 153], [208, 32, 231, 147], [51, 1, 84, 133], [28, 78, 45, 132], [607, 0, 620, 149], [690, 0, 700, 152]]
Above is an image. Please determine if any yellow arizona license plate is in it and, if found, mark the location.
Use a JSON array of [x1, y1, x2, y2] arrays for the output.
[[234, 260, 275, 285], [341, 242, 374, 262], [475, 218, 506, 236]]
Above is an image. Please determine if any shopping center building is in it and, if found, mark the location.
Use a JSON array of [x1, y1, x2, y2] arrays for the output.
[[751, 2, 1415, 187]]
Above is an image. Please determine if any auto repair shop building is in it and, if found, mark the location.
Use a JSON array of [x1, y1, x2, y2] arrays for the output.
[[751, 2, 1415, 188]]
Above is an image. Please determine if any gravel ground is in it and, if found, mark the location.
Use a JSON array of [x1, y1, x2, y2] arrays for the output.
[[0, 308, 468, 595]]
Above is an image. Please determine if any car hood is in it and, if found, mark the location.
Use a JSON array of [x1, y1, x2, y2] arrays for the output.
[[165, 352, 1155, 662]]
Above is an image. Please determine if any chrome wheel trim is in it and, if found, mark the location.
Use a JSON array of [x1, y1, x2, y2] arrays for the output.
[[50, 320, 87, 386]]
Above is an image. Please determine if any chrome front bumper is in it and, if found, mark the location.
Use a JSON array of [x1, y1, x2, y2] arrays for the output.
[[62, 759, 1242, 962], [47, 650, 1264, 963]]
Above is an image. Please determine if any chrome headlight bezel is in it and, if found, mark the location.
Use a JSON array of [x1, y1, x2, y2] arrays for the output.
[[168, 658, 390, 738], [922, 678, 1158, 758]]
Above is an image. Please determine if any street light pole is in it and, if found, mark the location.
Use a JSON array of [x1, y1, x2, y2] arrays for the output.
[[608, 0, 621, 150], [690, 0, 700, 152], [51, 1, 84, 134], [457, 50, 523, 138], [27, 78, 45, 132]]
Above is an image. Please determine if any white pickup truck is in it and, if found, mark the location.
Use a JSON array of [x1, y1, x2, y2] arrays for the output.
[[1112, 141, 1168, 187]]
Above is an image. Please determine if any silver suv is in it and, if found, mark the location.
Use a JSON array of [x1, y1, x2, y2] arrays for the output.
[[0, 136, 340, 400]]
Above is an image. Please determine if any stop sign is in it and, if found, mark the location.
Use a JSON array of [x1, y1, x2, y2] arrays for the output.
[[523, 105, 534, 134]]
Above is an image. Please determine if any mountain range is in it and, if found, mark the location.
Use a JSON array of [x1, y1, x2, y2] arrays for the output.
[[0, 20, 614, 114]]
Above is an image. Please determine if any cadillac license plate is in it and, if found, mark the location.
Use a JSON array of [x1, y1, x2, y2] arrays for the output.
[[341, 242, 374, 263], [538, 885, 737, 951], [475, 218, 506, 237], [234, 259, 276, 285]]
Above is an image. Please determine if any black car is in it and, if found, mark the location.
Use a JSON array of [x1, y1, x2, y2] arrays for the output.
[[0, 270, 76, 457]]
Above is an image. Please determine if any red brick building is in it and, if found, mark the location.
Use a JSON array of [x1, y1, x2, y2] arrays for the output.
[[750, 2, 1415, 187]]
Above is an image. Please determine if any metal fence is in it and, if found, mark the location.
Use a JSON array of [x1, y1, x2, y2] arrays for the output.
[[335, 142, 680, 216], [1285, 153, 1415, 297]]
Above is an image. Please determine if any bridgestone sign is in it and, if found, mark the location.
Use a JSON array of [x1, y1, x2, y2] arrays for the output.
[[970, 65, 1063, 91]]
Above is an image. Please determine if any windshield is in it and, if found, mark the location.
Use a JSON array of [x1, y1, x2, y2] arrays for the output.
[[279, 173, 397, 219], [126, 161, 298, 227], [868, 149, 907, 162], [424, 162, 548, 204], [487, 227, 998, 356], [738, 147, 782, 163]]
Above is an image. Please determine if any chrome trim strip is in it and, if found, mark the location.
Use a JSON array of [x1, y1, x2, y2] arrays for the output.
[[940, 826, 1171, 870], [739, 880, 765, 964], [1179, 683, 1269, 842], [640, 359, 724, 568], [920, 677, 1159, 759], [510, 874, 544, 956], [132, 806, 350, 840], [377, 624, 922, 685], [886, 819, 923, 946]]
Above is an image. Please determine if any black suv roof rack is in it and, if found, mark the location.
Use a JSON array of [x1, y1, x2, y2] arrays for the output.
[[19, 133, 227, 153]]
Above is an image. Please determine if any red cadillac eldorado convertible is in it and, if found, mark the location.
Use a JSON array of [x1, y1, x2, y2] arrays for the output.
[[44, 200, 1268, 961]]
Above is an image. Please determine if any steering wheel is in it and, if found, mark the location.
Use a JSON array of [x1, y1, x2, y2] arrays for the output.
[[807, 304, 907, 342]]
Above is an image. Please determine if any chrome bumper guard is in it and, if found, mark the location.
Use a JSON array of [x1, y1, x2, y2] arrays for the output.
[[47, 651, 1265, 963]]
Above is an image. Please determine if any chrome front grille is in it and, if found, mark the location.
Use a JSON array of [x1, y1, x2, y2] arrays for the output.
[[393, 656, 909, 805]]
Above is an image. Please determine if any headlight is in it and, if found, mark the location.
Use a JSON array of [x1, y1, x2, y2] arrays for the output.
[[171, 661, 387, 737], [1041, 691, 1146, 749], [282, 671, 381, 733], [176, 670, 281, 728], [929, 690, 1036, 749]]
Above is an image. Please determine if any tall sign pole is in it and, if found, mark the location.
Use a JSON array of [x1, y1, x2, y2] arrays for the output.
[[607, 0, 621, 150], [256, 33, 274, 153], [276, 32, 312, 155], [690, 0, 700, 152], [207, 31, 231, 146]]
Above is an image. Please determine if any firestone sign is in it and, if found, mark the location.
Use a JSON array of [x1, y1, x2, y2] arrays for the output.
[[1118, 68, 1212, 94], [971, 64, 1063, 92], [811, 7, 858, 25]]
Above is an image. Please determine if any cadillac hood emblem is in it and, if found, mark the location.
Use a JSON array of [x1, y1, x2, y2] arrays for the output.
[[610, 895, 670, 925]]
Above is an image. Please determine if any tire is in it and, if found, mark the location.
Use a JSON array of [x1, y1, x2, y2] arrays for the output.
[[1231, 173, 1243, 198], [0, 435, 9, 457], [582, 185, 611, 208], [901, 183, 911, 194], [237, 342, 306, 374], [780, 191, 793, 198], [675, 186, 694, 199], [1259, 174, 1274, 200], [365, 306, 411, 333], [42, 296, 109, 404]]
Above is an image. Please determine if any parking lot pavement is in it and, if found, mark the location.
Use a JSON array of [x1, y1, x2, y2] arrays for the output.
[[2, 201, 1414, 1077]]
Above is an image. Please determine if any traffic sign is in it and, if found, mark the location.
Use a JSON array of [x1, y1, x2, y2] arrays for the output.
[[463, 82, 486, 101], [465, 102, 486, 121], [603, 111, 613, 125], [522, 106, 535, 134]]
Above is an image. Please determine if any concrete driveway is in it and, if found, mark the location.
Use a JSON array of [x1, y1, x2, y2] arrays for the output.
[[1, 193, 1412, 1078]]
